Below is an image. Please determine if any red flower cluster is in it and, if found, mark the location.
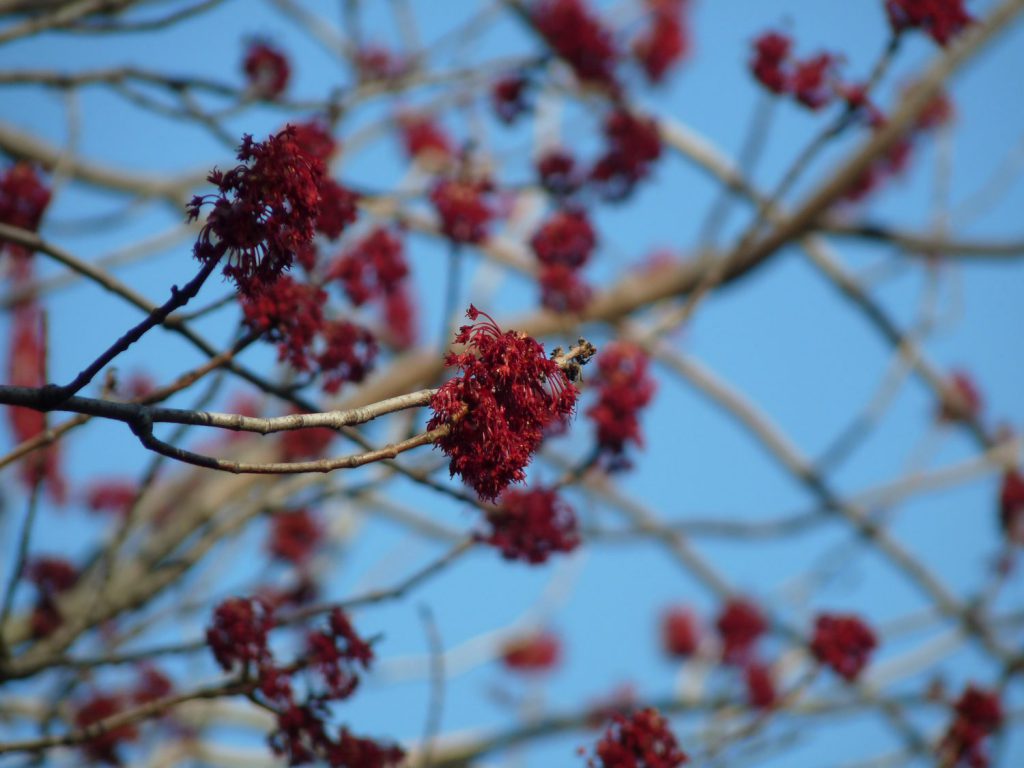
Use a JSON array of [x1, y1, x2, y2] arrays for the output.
[[0, 162, 51, 265], [188, 127, 324, 292], [243, 40, 290, 98], [587, 707, 688, 768], [25, 555, 78, 638], [316, 178, 359, 240], [492, 73, 532, 124], [398, 114, 452, 165], [501, 630, 562, 672], [383, 284, 417, 349], [587, 342, 656, 471], [305, 609, 374, 700], [355, 45, 409, 81], [937, 369, 983, 423], [74, 693, 139, 765], [316, 319, 378, 394], [531, 207, 597, 312], [532, 0, 618, 89], [940, 685, 1002, 768], [268, 508, 324, 566], [430, 177, 494, 245], [591, 109, 663, 201], [84, 478, 137, 517], [999, 469, 1024, 545], [886, 0, 973, 46], [632, 0, 690, 84], [715, 598, 767, 665], [537, 149, 583, 198], [428, 306, 578, 501], [330, 227, 409, 306], [810, 613, 878, 682], [240, 275, 326, 371], [483, 486, 581, 563], [750, 32, 840, 110], [744, 661, 777, 710], [660, 606, 699, 658], [290, 119, 337, 163], [207, 596, 276, 673]]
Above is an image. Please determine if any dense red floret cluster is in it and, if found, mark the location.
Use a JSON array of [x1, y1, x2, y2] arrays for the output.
[[940, 685, 1002, 768], [383, 284, 417, 349], [530, 207, 597, 312], [483, 486, 581, 563], [999, 469, 1024, 545], [750, 32, 839, 110], [316, 319, 378, 394], [591, 109, 663, 201], [660, 606, 699, 658], [240, 275, 326, 371], [290, 119, 337, 163], [188, 127, 324, 292], [74, 693, 139, 765], [305, 608, 375, 700], [398, 114, 452, 165], [206, 596, 276, 673], [84, 478, 137, 517], [588, 707, 688, 768], [492, 73, 532, 124], [25, 555, 78, 638], [937, 369, 983, 423], [532, 0, 618, 89], [791, 53, 839, 110], [501, 630, 562, 672], [886, 0, 973, 46], [587, 342, 656, 470], [316, 178, 359, 240], [430, 178, 494, 244], [243, 40, 291, 98], [715, 598, 767, 666], [537, 149, 583, 198], [0, 162, 51, 265], [810, 613, 878, 682], [329, 227, 409, 306], [750, 31, 792, 94], [268, 508, 324, 565], [744, 662, 777, 710], [633, 0, 690, 84], [428, 306, 578, 501], [539, 264, 592, 313]]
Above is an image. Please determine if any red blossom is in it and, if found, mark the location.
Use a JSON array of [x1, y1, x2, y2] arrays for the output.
[[660, 606, 699, 658], [590, 109, 663, 201], [316, 178, 359, 240], [750, 31, 792, 95], [430, 178, 494, 244], [587, 707, 688, 768], [306, 608, 374, 700], [715, 598, 766, 666], [0, 162, 51, 264], [810, 613, 878, 682], [533, 0, 619, 89], [268, 508, 324, 565], [74, 693, 138, 765], [501, 630, 562, 672], [428, 306, 578, 501], [383, 283, 417, 349], [206, 596, 276, 673], [537, 149, 583, 197], [188, 127, 324, 292], [886, 0, 973, 46], [328, 227, 408, 306], [998, 469, 1024, 545], [328, 729, 405, 768], [483, 486, 581, 563], [243, 40, 290, 98], [398, 114, 452, 165], [587, 341, 656, 471], [133, 664, 175, 704], [530, 208, 597, 269], [84, 478, 137, 517], [240, 274, 326, 371], [940, 685, 1002, 768], [290, 119, 337, 163], [25, 556, 79, 637], [744, 661, 777, 710], [633, 0, 690, 84], [937, 369, 983, 423], [316, 319, 377, 394], [492, 73, 532, 124], [539, 264, 592, 313], [791, 52, 838, 110]]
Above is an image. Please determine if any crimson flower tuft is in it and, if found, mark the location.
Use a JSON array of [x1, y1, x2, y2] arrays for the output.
[[744, 662, 777, 710], [268, 508, 324, 566], [188, 127, 323, 293], [633, 0, 690, 84], [240, 274, 326, 371], [791, 53, 838, 110], [750, 31, 792, 94], [133, 664, 174, 705], [316, 178, 359, 240], [999, 469, 1024, 545], [483, 486, 581, 563], [660, 606, 699, 658], [206, 596, 276, 673], [937, 369, 983, 423], [74, 693, 138, 765], [430, 178, 494, 244], [0, 162, 51, 264], [539, 264, 592, 313], [316, 319, 377, 394], [243, 40, 290, 98], [501, 630, 562, 673], [306, 608, 374, 700], [329, 227, 408, 306], [537, 149, 583, 197], [383, 283, 417, 349], [940, 684, 1002, 768], [531, 208, 597, 269], [810, 613, 878, 682], [492, 73, 532, 124], [886, 0, 973, 46], [532, 0, 619, 89], [25, 555, 78, 638], [428, 306, 579, 501], [399, 114, 452, 166], [587, 707, 688, 768], [587, 341, 656, 471], [290, 119, 337, 162], [715, 598, 767, 666], [590, 109, 663, 201], [84, 478, 137, 517]]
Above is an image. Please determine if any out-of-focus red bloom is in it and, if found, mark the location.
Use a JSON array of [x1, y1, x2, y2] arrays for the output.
[[243, 40, 290, 98], [383, 283, 417, 349], [25, 556, 78, 637], [810, 613, 878, 682], [940, 685, 1002, 768], [0, 162, 51, 265], [633, 0, 690, 84], [660, 606, 699, 658], [306, 608, 374, 700], [886, 0, 973, 46], [84, 478, 137, 517], [750, 31, 792, 94], [590, 109, 662, 201], [530, 208, 597, 269], [316, 178, 359, 240], [74, 693, 138, 765], [501, 630, 562, 672], [329, 729, 406, 768], [290, 119, 337, 163], [715, 598, 766, 666], [483, 486, 580, 563], [937, 370, 983, 423], [268, 508, 323, 565], [492, 73, 531, 124], [586, 684, 638, 728], [999, 469, 1024, 545], [188, 127, 323, 292], [915, 89, 955, 131], [536, 149, 583, 197], [539, 263, 592, 313], [398, 114, 452, 165], [279, 408, 336, 461], [744, 661, 777, 710], [119, 370, 156, 401], [532, 0, 618, 89], [428, 306, 578, 500], [355, 45, 408, 81], [316, 319, 377, 394], [329, 227, 408, 306], [587, 707, 688, 768], [133, 664, 174, 704], [206, 596, 276, 673], [791, 53, 838, 110], [240, 274, 326, 371], [430, 178, 493, 244], [587, 341, 656, 471]]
